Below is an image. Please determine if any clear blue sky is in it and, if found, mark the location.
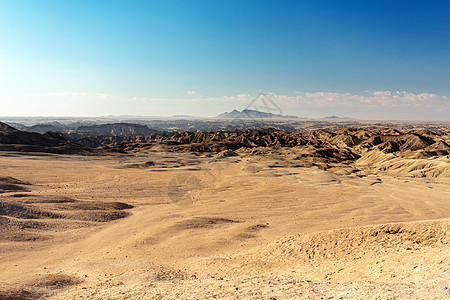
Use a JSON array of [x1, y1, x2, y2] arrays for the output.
[[1, 0, 449, 120]]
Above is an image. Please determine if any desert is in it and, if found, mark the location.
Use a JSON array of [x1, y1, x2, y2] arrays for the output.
[[2, 2, 450, 298], [1, 120, 449, 299]]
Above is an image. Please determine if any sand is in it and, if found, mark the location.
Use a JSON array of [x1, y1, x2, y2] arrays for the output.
[[0, 148, 449, 299]]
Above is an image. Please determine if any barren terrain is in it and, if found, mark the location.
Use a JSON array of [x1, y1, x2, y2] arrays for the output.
[[1, 123, 450, 299]]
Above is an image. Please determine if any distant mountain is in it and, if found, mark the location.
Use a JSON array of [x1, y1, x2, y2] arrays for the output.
[[0, 122, 17, 132], [0, 121, 104, 154], [322, 116, 355, 120], [76, 123, 157, 136], [172, 115, 194, 118], [27, 122, 66, 134], [217, 109, 298, 119], [0, 122, 67, 147]]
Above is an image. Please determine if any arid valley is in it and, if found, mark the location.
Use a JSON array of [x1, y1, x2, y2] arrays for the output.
[[1, 121, 450, 299], [3, 1, 450, 298]]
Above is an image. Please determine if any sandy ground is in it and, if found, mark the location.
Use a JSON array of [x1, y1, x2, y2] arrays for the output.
[[0, 151, 449, 299]]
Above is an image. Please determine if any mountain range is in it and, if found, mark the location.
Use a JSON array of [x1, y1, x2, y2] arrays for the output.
[[217, 109, 298, 119]]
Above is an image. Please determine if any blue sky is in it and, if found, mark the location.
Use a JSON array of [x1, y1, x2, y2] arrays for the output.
[[1, 0, 449, 119]]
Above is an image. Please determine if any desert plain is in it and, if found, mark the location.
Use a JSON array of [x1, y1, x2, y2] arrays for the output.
[[1, 122, 450, 299]]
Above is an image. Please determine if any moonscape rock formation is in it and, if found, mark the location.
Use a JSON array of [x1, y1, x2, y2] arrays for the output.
[[1, 120, 450, 299], [2, 121, 450, 177]]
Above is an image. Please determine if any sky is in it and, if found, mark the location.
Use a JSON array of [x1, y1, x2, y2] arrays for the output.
[[0, 0, 449, 120]]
